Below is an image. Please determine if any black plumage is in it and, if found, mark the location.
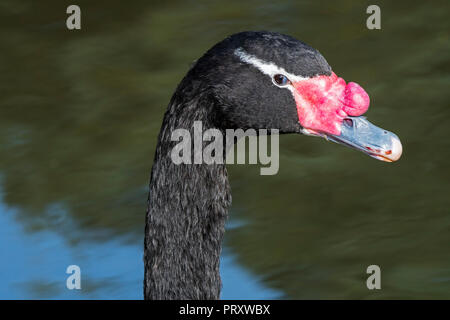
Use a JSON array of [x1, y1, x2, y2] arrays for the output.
[[144, 31, 331, 299]]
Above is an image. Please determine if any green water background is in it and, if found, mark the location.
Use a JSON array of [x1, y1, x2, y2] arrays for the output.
[[0, 0, 449, 298]]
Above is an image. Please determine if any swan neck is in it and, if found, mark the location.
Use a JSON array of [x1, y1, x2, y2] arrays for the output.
[[144, 91, 231, 299]]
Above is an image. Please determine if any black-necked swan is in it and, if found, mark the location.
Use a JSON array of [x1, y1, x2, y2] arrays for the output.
[[144, 31, 402, 300]]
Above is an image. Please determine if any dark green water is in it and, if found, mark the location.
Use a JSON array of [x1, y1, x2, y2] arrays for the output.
[[0, 0, 449, 299]]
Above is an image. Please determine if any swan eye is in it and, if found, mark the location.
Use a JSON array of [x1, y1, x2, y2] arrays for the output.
[[273, 74, 290, 86]]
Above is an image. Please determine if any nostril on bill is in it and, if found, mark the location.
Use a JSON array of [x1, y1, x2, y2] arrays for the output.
[[344, 118, 353, 128]]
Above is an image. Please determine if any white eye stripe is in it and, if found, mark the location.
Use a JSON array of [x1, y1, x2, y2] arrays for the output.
[[234, 48, 308, 84]]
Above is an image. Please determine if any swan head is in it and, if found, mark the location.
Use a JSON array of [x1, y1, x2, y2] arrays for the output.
[[190, 31, 402, 162]]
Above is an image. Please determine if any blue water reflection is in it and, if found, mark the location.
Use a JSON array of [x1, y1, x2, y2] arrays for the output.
[[0, 193, 280, 299]]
